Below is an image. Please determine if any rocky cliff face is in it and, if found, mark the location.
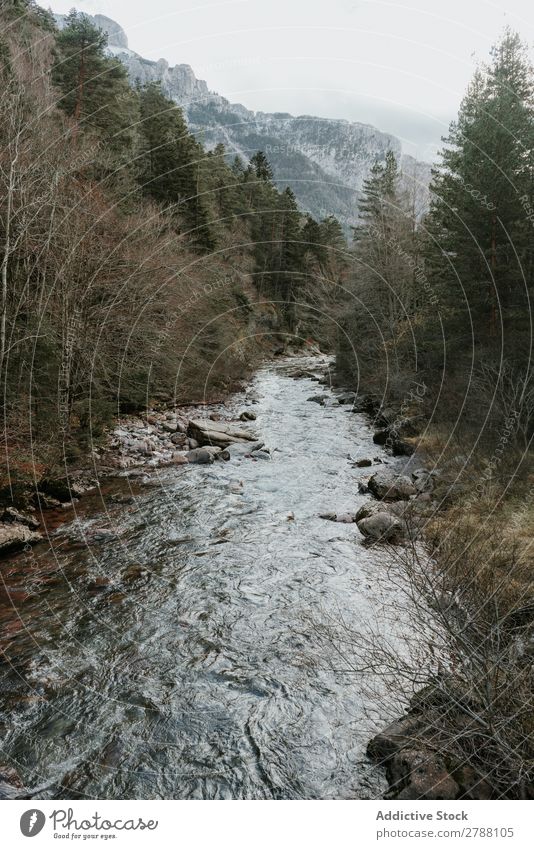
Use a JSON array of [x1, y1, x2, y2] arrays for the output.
[[54, 12, 430, 230]]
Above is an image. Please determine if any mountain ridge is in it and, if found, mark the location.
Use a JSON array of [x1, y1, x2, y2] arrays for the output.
[[53, 11, 430, 229]]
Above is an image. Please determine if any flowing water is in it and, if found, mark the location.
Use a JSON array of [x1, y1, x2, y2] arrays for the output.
[[0, 358, 413, 800]]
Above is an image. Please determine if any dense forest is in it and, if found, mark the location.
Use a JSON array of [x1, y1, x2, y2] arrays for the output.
[[0, 0, 344, 481]]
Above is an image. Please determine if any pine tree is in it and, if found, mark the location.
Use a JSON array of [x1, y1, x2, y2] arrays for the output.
[[425, 29, 534, 361], [276, 187, 302, 326], [137, 82, 215, 251], [250, 150, 274, 183], [338, 150, 417, 381], [52, 11, 137, 155]]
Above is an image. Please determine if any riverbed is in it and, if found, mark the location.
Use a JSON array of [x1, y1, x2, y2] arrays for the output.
[[0, 357, 413, 799]]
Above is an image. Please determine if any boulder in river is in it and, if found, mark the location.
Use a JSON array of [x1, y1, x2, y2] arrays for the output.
[[0, 522, 42, 553], [368, 470, 416, 501], [185, 446, 222, 464], [319, 512, 355, 523], [251, 449, 271, 461], [307, 394, 330, 405], [239, 410, 257, 421], [188, 419, 256, 448]]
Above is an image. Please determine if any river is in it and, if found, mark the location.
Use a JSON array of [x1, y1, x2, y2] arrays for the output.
[[0, 357, 413, 800]]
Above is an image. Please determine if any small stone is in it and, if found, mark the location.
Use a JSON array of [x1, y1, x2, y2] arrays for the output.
[[161, 420, 178, 433]]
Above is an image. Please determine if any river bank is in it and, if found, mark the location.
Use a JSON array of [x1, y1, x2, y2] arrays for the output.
[[339, 381, 534, 801]]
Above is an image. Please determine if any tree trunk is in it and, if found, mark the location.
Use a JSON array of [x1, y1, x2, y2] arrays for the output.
[[72, 45, 86, 145], [0, 126, 20, 382]]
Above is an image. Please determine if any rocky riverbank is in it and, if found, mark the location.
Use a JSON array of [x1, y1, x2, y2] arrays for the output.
[[0, 356, 297, 558], [330, 381, 517, 800], [0, 352, 471, 801]]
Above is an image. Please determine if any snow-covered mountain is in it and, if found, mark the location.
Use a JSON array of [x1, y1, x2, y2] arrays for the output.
[[53, 12, 430, 230]]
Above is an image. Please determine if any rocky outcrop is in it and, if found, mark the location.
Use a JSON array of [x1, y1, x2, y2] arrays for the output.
[[93, 14, 129, 49]]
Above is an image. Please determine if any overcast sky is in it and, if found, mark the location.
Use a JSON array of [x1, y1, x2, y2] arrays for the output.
[[47, 0, 534, 159]]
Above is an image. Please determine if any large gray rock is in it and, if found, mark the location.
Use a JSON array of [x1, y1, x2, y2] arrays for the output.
[[355, 501, 389, 522], [307, 394, 330, 405], [251, 449, 271, 461], [188, 419, 256, 448], [0, 523, 42, 553], [368, 470, 416, 501], [185, 446, 222, 464], [357, 512, 405, 542], [356, 500, 412, 522], [93, 14, 129, 49], [161, 420, 178, 433]]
